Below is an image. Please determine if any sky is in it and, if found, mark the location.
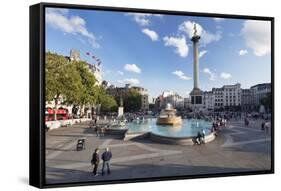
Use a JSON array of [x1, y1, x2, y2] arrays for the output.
[[45, 7, 271, 101]]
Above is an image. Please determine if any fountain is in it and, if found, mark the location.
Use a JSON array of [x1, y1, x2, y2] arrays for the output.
[[156, 103, 182, 125]]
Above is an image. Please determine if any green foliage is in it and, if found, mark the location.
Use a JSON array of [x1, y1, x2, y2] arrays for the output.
[[45, 52, 115, 116], [124, 89, 142, 112], [96, 86, 117, 112], [101, 94, 118, 112], [260, 92, 272, 111], [45, 52, 81, 105], [72, 61, 98, 106]]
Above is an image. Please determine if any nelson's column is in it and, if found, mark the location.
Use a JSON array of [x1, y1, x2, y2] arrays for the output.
[[190, 24, 203, 111]]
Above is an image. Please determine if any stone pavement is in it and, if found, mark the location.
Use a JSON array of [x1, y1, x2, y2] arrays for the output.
[[45, 119, 271, 184]]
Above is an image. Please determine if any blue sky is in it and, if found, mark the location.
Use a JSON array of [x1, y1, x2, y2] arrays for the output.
[[45, 8, 271, 100]]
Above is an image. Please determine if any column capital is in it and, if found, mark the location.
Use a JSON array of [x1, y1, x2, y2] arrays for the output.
[[191, 35, 200, 43]]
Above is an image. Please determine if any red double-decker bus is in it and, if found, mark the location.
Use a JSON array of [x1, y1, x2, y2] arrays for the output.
[[45, 107, 69, 121]]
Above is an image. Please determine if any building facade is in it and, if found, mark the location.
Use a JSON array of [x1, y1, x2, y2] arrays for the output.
[[250, 83, 271, 106], [241, 89, 254, 111], [203, 91, 215, 110], [212, 87, 224, 110], [210, 83, 242, 111], [184, 97, 191, 109], [106, 84, 149, 111], [157, 91, 184, 110], [222, 83, 241, 109]]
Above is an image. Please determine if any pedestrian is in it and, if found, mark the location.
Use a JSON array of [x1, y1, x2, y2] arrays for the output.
[[265, 122, 271, 135], [244, 117, 249, 127], [100, 127, 105, 137], [261, 121, 265, 131], [223, 118, 227, 127], [94, 116, 97, 124], [91, 148, 100, 176], [101, 147, 112, 176], [96, 126, 101, 137], [201, 129, 206, 144]]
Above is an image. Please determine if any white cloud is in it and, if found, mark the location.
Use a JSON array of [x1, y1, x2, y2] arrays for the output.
[[46, 8, 100, 48], [199, 50, 208, 58], [124, 64, 141, 73], [213, 18, 225, 22], [241, 20, 271, 56], [172, 70, 191, 80], [126, 13, 163, 26], [179, 21, 222, 45], [220, 72, 232, 79], [117, 71, 124, 75], [239, 49, 248, 56], [179, 21, 203, 38], [142, 28, 159, 41], [203, 68, 216, 81], [201, 30, 222, 45], [163, 36, 189, 57], [118, 78, 140, 85]]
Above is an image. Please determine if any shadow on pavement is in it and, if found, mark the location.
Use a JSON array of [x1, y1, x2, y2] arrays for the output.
[[46, 163, 258, 185]]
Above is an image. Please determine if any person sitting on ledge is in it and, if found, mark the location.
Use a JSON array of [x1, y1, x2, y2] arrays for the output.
[[195, 131, 202, 145]]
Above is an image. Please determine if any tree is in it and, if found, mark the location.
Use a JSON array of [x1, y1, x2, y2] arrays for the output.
[[46, 51, 117, 119], [100, 94, 118, 112], [96, 86, 117, 112], [71, 61, 99, 116], [124, 89, 142, 112], [45, 52, 82, 120], [260, 93, 272, 112]]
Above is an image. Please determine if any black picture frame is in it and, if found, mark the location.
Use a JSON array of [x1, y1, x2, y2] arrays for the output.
[[30, 2, 274, 189]]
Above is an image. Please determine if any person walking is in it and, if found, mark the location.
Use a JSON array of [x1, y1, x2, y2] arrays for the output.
[[91, 148, 100, 176], [244, 117, 249, 127], [261, 121, 265, 131], [96, 126, 101, 137], [265, 122, 271, 135], [101, 147, 112, 176]]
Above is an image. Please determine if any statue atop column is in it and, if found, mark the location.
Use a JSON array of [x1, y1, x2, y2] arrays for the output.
[[193, 23, 198, 36]]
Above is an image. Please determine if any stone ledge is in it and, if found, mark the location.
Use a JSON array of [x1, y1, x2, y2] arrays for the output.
[[150, 132, 216, 145]]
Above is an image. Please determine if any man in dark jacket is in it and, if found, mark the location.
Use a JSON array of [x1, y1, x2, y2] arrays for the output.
[[91, 148, 100, 176], [101, 147, 112, 176]]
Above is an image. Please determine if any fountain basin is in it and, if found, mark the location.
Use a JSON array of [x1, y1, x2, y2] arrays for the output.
[[124, 118, 215, 145], [150, 131, 216, 145]]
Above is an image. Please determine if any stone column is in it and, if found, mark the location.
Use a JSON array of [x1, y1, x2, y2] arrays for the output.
[[192, 35, 200, 89]]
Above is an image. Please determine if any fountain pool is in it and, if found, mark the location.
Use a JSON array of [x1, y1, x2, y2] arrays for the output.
[[126, 118, 212, 138]]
